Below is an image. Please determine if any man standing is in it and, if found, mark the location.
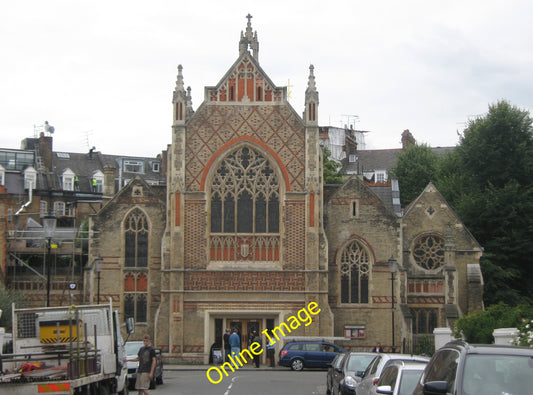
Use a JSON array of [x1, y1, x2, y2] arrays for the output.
[[223, 328, 231, 362], [372, 342, 384, 353], [266, 338, 276, 367], [229, 328, 241, 365], [128, 334, 156, 395], [252, 331, 262, 368]]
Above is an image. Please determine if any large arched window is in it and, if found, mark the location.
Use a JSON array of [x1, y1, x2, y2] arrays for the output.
[[124, 208, 148, 267], [210, 146, 279, 233], [209, 146, 280, 262], [339, 239, 371, 304]]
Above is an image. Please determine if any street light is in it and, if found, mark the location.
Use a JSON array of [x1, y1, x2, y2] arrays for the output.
[[43, 215, 57, 307], [388, 255, 398, 353], [94, 255, 103, 304]]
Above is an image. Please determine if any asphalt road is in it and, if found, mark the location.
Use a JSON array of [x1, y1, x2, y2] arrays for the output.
[[153, 369, 328, 395]]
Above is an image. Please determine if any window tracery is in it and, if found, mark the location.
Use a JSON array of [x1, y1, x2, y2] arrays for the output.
[[339, 239, 370, 304], [124, 208, 148, 267], [412, 234, 445, 270]]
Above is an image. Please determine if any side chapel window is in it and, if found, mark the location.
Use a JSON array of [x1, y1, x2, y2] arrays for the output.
[[340, 239, 371, 303], [210, 146, 279, 234], [123, 208, 149, 323], [412, 234, 445, 270], [124, 208, 148, 267], [124, 273, 148, 323]]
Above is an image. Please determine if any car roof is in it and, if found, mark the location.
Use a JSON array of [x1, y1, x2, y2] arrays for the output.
[[442, 340, 533, 356], [347, 352, 376, 356]]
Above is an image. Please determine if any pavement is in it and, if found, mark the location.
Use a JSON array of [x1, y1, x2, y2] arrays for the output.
[[164, 364, 287, 372]]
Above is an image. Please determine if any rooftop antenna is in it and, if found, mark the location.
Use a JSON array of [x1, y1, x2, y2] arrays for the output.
[[82, 129, 94, 150], [341, 114, 359, 129]]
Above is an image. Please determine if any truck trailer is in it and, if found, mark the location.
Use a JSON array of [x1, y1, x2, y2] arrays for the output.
[[0, 302, 128, 394]]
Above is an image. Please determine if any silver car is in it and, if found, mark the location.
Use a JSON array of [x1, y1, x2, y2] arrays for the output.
[[356, 353, 429, 395]]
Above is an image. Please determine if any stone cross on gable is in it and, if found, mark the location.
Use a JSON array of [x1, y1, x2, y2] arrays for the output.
[[246, 13, 252, 25]]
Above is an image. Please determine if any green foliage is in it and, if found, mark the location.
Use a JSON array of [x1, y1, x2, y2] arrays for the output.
[[322, 146, 344, 184], [0, 285, 27, 329], [454, 303, 533, 344], [391, 144, 439, 206], [447, 101, 533, 305]]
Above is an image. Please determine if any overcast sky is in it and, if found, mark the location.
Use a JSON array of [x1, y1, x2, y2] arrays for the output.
[[2, 0, 532, 157]]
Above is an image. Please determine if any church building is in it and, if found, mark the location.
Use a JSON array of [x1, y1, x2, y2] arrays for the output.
[[89, 16, 483, 364]]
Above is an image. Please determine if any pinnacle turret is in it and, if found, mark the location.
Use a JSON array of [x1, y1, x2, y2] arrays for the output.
[[239, 14, 259, 60]]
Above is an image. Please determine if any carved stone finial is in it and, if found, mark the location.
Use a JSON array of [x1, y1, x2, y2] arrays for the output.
[[175, 64, 185, 92], [305, 64, 319, 103], [239, 14, 259, 60]]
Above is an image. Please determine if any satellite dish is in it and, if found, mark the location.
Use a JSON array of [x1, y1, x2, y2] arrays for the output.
[[44, 121, 55, 134]]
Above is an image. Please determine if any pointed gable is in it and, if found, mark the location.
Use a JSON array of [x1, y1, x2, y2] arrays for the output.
[[205, 53, 284, 103]]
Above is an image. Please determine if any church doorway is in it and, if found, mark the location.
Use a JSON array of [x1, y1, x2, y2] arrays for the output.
[[227, 318, 262, 364]]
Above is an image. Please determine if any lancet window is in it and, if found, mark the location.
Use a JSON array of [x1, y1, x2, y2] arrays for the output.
[[124, 208, 148, 267], [339, 239, 371, 304]]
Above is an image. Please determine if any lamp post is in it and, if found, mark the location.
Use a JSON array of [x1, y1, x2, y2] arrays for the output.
[[388, 255, 398, 353], [43, 215, 57, 307], [94, 256, 103, 304]]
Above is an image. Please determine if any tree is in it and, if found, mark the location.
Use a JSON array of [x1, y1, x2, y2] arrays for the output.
[[449, 101, 533, 305], [391, 143, 439, 206], [322, 146, 344, 184]]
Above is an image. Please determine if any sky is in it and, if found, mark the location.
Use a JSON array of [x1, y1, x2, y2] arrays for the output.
[[2, 0, 533, 157]]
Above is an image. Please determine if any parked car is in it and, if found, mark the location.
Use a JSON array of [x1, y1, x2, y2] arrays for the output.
[[329, 352, 377, 395], [279, 341, 347, 371], [125, 341, 164, 389], [327, 352, 347, 394], [356, 353, 430, 395], [372, 361, 426, 395], [412, 340, 533, 395]]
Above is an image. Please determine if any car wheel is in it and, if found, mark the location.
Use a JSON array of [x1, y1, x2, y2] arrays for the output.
[[290, 358, 304, 371]]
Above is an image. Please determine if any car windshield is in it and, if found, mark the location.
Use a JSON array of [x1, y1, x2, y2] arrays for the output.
[[347, 355, 375, 372], [125, 342, 143, 355], [462, 354, 533, 395], [397, 369, 424, 395]]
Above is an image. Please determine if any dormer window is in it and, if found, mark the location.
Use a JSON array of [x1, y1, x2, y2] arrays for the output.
[[24, 166, 37, 189], [0, 165, 4, 185], [123, 160, 144, 174], [376, 171, 387, 183], [62, 168, 75, 191], [152, 162, 160, 172]]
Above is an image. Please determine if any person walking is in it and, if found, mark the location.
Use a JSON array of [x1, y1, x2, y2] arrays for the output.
[[229, 328, 241, 366], [252, 331, 262, 368], [266, 338, 276, 367], [223, 328, 231, 362], [127, 334, 156, 395]]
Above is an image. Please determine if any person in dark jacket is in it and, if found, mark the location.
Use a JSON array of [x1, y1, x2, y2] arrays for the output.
[[223, 328, 231, 362], [251, 331, 262, 368]]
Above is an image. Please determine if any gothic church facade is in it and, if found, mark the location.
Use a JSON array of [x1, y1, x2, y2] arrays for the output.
[[89, 17, 483, 364]]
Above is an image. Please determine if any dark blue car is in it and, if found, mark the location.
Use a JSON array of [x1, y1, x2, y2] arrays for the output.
[[279, 341, 347, 371]]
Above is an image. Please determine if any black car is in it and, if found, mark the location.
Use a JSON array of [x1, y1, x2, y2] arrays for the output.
[[279, 341, 347, 371], [125, 341, 164, 389], [327, 352, 347, 394], [328, 352, 377, 395], [412, 340, 533, 395]]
